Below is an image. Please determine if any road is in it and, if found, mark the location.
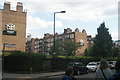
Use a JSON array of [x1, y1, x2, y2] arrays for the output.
[[1, 69, 115, 80], [47, 72, 96, 79], [47, 69, 115, 80]]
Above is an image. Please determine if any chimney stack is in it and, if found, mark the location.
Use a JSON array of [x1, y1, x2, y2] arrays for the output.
[[17, 2, 23, 12], [82, 29, 86, 33], [4, 1, 10, 10], [64, 28, 72, 33], [75, 28, 79, 32]]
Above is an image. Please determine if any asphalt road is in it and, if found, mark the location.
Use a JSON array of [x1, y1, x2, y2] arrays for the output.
[[47, 69, 116, 80], [47, 71, 96, 79], [1, 69, 116, 80]]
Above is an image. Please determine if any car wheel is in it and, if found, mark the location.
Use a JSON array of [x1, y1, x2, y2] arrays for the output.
[[95, 68, 97, 72], [86, 70, 89, 74], [77, 70, 80, 75]]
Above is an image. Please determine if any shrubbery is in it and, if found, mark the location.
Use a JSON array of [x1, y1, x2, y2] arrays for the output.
[[4, 52, 50, 73], [4, 52, 120, 73]]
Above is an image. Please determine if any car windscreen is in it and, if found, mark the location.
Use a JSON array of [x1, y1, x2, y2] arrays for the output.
[[109, 62, 113, 64], [88, 64, 96, 65]]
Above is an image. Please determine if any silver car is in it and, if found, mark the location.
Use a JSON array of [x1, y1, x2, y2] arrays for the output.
[[109, 61, 116, 69], [86, 62, 100, 72]]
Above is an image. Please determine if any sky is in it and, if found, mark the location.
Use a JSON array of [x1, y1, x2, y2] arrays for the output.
[[0, 0, 119, 40]]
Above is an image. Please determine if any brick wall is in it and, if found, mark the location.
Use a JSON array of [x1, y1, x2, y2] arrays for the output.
[[1, 2, 26, 52]]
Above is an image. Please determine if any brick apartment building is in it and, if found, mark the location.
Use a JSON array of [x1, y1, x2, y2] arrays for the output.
[[26, 28, 92, 56], [0, 2, 26, 52], [26, 38, 44, 53]]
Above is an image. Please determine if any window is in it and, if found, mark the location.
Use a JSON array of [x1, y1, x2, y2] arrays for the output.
[[80, 42, 84, 46], [51, 43, 53, 46], [47, 39, 50, 42], [59, 36, 62, 41], [35, 45, 39, 48], [67, 35, 69, 38], [70, 34, 74, 38], [59, 36, 62, 39], [51, 38, 53, 42], [80, 39, 84, 46], [47, 43, 51, 47], [80, 39, 84, 43]]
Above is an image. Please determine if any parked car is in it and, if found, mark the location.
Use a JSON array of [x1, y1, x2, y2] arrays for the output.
[[86, 62, 100, 72], [67, 62, 89, 75], [109, 61, 116, 69]]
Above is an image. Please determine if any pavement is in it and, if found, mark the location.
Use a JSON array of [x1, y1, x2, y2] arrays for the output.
[[1, 71, 65, 79]]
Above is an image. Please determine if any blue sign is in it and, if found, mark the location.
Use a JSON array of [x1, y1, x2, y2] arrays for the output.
[[4, 44, 16, 47]]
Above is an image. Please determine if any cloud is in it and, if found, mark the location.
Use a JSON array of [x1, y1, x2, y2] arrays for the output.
[[22, 1, 118, 22], [26, 15, 63, 37], [16, 0, 120, 2], [57, 2, 118, 21], [1, 0, 118, 40], [27, 15, 63, 29], [111, 32, 118, 40], [23, 1, 118, 39], [103, 9, 117, 16], [2, 1, 118, 21]]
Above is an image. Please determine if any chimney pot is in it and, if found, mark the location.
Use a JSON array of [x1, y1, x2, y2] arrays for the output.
[[4, 1, 10, 10], [17, 2, 23, 12]]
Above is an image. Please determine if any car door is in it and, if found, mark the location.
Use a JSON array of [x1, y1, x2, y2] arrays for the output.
[[77, 63, 85, 73]]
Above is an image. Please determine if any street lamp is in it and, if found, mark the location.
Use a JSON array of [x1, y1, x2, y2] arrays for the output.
[[53, 11, 66, 54]]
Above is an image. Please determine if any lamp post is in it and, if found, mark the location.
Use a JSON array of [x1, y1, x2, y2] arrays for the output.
[[53, 11, 66, 54]]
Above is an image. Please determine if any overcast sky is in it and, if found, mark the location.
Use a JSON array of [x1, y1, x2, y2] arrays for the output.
[[0, 0, 119, 40]]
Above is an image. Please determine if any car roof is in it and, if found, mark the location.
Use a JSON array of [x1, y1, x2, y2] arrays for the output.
[[88, 62, 97, 64], [69, 62, 83, 64], [109, 61, 116, 62]]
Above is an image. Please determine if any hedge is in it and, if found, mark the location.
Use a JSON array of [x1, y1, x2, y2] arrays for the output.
[[4, 52, 51, 73], [4, 52, 120, 73]]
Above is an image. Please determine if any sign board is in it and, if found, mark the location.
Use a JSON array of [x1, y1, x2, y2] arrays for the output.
[[3, 23, 16, 36], [4, 44, 16, 47]]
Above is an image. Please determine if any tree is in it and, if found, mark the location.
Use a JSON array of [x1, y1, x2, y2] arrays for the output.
[[92, 22, 113, 57], [49, 39, 64, 55], [85, 44, 96, 56], [111, 43, 119, 57], [49, 39, 78, 56], [112, 46, 118, 57], [63, 40, 78, 56]]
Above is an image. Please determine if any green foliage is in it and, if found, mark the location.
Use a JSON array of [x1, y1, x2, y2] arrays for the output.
[[4, 52, 51, 72], [63, 40, 78, 56], [5, 52, 119, 73], [92, 22, 113, 57], [49, 39, 78, 56], [49, 39, 64, 55], [85, 44, 96, 56], [112, 46, 118, 57]]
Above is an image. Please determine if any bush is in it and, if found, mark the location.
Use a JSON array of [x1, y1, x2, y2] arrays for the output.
[[4, 52, 50, 72], [4, 52, 119, 73]]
